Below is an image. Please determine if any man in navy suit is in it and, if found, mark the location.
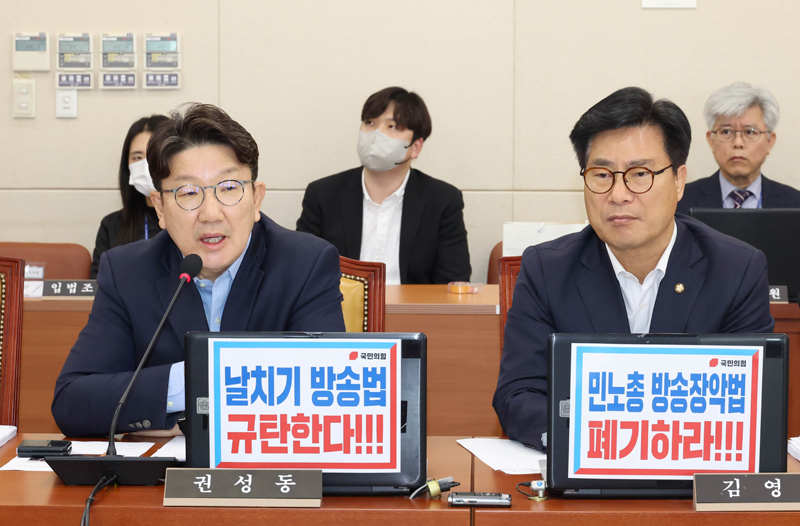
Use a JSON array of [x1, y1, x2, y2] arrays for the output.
[[677, 82, 800, 214], [53, 104, 345, 437], [493, 87, 774, 451]]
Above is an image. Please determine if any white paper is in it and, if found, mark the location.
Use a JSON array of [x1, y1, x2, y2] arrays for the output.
[[789, 437, 800, 462], [457, 438, 546, 473], [0, 426, 17, 449], [23, 281, 43, 298], [0, 440, 155, 472], [152, 436, 186, 462]]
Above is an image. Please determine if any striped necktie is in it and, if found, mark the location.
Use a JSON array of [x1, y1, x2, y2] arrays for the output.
[[729, 188, 753, 209]]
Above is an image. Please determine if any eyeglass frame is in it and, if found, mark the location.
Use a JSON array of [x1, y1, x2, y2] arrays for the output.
[[710, 127, 771, 142], [579, 165, 674, 195], [159, 179, 255, 211]]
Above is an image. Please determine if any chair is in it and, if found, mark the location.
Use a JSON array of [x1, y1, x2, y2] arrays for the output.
[[0, 242, 92, 279], [339, 256, 386, 332], [486, 241, 503, 285], [0, 257, 24, 427], [498, 255, 522, 352]]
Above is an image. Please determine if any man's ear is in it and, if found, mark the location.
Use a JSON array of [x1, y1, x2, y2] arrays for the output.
[[151, 190, 167, 229], [675, 165, 688, 202], [409, 138, 424, 160], [252, 181, 266, 222]]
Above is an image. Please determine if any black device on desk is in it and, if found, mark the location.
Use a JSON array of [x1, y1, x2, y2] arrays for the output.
[[547, 333, 789, 498], [17, 440, 71, 458], [183, 331, 427, 496], [689, 208, 800, 302]]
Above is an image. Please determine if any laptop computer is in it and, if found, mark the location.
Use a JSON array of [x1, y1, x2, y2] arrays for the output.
[[547, 333, 788, 498], [183, 331, 426, 496], [689, 208, 800, 302]]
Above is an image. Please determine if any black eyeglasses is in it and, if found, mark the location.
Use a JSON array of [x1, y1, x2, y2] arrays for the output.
[[160, 180, 254, 211], [580, 165, 673, 194]]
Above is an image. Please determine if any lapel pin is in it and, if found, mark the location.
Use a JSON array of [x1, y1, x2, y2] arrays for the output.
[[675, 283, 685, 294]]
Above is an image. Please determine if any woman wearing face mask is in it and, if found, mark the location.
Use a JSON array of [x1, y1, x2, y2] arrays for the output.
[[90, 115, 168, 278]]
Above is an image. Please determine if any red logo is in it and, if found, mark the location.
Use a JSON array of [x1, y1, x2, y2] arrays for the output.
[[709, 358, 718, 367], [349, 351, 358, 360]]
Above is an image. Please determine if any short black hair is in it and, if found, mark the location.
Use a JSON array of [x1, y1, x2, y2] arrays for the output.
[[361, 87, 432, 144], [148, 103, 259, 190], [569, 87, 691, 171]]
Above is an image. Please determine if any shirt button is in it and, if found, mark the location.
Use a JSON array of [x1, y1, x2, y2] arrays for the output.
[[199, 283, 206, 288], [215, 317, 221, 325], [639, 303, 646, 310], [167, 401, 174, 408]]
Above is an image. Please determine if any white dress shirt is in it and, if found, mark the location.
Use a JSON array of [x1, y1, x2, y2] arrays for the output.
[[360, 169, 410, 285], [719, 172, 762, 209], [605, 222, 677, 334]]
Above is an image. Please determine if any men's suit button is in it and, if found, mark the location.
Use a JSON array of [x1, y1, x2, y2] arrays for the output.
[[143, 420, 151, 428], [135, 422, 143, 429]]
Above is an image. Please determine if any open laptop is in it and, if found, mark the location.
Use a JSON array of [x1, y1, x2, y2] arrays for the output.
[[183, 331, 426, 496], [689, 208, 800, 302], [547, 333, 789, 498]]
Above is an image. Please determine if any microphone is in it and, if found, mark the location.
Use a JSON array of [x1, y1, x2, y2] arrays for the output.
[[46, 254, 204, 486]]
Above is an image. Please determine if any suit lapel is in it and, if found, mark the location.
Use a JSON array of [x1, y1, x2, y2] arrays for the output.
[[399, 170, 426, 283], [341, 171, 363, 259], [221, 218, 266, 332], [157, 243, 208, 340], [698, 172, 723, 207], [760, 174, 778, 206], [575, 234, 631, 333], [649, 220, 705, 333]]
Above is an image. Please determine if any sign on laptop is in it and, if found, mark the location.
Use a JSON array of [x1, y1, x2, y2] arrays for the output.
[[209, 338, 402, 472], [569, 343, 763, 480]]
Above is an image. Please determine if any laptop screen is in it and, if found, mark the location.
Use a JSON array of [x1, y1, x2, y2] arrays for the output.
[[183, 331, 427, 495], [547, 333, 788, 497]]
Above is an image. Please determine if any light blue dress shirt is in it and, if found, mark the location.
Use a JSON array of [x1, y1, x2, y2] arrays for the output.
[[166, 234, 252, 413], [719, 172, 762, 209]]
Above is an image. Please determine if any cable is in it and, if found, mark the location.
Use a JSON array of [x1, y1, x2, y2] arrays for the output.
[[80, 474, 118, 526], [516, 480, 548, 501], [409, 476, 461, 499]]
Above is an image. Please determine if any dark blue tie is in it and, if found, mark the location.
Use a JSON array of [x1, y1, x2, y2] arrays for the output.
[[729, 189, 753, 209]]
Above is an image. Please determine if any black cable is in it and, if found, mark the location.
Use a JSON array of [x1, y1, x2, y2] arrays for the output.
[[516, 481, 535, 499], [80, 474, 118, 526]]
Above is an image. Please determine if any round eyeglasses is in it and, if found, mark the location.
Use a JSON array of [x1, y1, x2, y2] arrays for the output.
[[580, 165, 673, 194], [711, 127, 769, 142], [160, 179, 254, 211]]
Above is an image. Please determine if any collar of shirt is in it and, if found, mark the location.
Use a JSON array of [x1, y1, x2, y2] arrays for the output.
[[361, 168, 411, 208], [192, 231, 253, 331], [605, 221, 677, 333], [719, 171, 762, 209]]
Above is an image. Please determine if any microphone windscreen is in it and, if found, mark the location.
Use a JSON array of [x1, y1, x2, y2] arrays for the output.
[[180, 254, 203, 279]]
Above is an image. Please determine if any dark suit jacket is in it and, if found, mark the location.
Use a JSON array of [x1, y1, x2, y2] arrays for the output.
[[677, 172, 800, 214], [296, 167, 471, 284], [493, 215, 774, 450], [53, 213, 345, 437], [91, 208, 163, 278]]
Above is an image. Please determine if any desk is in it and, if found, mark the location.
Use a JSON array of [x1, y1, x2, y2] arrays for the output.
[[20, 285, 504, 436], [472, 453, 800, 525], [0, 435, 472, 525], [19, 292, 800, 438]]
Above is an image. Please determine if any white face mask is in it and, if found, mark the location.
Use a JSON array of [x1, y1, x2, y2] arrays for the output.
[[128, 159, 156, 197], [357, 130, 411, 173]]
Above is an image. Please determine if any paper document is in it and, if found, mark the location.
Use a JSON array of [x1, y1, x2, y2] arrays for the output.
[[789, 437, 800, 462], [152, 436, 186, 462], [457, 437, 546, 474], [0, 426, 17, 449], [0, 440, 155, 472]]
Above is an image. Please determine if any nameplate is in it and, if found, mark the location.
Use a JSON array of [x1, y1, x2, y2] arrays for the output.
[[163, 468, 321, 507], [42, 280, 96, 297], [694, 473, 800, 511], [768, 286, 788, 304]]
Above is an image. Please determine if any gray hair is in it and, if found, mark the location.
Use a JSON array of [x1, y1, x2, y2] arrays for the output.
[[704, 81, 779, 131]]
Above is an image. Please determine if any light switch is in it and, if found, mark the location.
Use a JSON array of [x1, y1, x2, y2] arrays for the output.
[[56, 88, 78, 118], [12, 78, 36, 118]]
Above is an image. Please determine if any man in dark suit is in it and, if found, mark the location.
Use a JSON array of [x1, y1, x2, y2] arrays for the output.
[[493, 88, 774, 451], [53, 104, 345, 437], [677, 82, 800, 214], [297, 87, 471, 284]]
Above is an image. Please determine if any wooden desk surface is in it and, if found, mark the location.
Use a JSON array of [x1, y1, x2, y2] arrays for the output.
[[0, 435, 472, 525], [472, 453, 800, 526]]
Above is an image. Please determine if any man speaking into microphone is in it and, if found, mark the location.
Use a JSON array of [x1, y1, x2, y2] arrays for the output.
[[53, 104, 345, 437]]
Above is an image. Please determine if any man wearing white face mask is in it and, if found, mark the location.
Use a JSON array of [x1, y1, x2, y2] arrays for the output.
[[297, 87, 471, 284], [91, 115, 166, 278]]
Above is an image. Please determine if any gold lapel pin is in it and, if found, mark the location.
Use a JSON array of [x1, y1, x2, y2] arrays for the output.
[[675, 283, 685, 293]]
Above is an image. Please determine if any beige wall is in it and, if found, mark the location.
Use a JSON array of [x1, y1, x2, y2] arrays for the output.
[[3, 0, 800, 283]]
